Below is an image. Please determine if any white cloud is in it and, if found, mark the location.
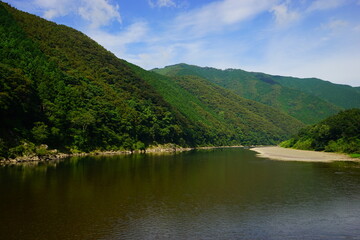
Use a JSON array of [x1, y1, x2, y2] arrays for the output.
[[87, 22, 149, 57], [174, 0, 278, 36], [354, 24, 360, 32], [43, 9, 61, 19], [148, 0, 176, 8], [78, 0, 121, 28], [32, 0, 121, 28], [321, 19, 348, 31], [271, 3, 300, 27], [34, 0, 73, 19], [127, 45, 179, 69], [307, 0, 346, 12]]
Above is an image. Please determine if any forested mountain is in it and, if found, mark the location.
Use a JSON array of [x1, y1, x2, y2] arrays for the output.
[[0, 2, 304, 159], [133, 66, 304, 146], [154, 64, 360, 124], [0, 2, 192, 158], [272, 76, 360, 109], [280, 109, 360, 154]]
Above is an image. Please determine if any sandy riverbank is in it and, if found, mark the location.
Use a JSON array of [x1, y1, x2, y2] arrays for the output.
[[251, 146, 358, 162]]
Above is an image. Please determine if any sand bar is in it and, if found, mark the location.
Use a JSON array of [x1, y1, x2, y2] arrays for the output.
[[251, 146, 358, 162]]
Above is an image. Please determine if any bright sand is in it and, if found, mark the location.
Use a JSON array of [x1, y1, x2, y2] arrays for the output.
[[251, 146, 358, 162]]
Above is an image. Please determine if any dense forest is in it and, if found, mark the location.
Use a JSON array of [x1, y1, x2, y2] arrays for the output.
[[0, 2, 305, 160], [134, 68, 304, 146], [280, 109, 360, 155], [154, 64, 360, 124], [0, 2, 191, 158]]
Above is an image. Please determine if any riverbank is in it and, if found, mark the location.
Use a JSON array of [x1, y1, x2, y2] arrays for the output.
[[0, 144, 192, 165], [1, 145, 246, 165], [251, 146, 358, 162]]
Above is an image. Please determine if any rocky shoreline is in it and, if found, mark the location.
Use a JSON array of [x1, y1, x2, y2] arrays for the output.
[[0, 145, 246, 165], [0, 145, 190, 165]]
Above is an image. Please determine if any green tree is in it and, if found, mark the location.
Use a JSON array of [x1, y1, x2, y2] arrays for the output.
[[31, 122, 49, 144]]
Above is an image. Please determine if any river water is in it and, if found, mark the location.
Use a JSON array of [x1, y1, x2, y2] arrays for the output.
[[1, 148, 360, 240]]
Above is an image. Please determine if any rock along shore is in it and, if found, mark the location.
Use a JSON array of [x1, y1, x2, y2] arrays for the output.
[[0, 145, 244, 165]]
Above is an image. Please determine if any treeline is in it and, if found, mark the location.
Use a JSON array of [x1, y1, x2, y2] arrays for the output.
[[280, 109, 360, 154]]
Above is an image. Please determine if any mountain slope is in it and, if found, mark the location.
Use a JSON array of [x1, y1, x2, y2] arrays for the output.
[[153, 64, 350, 124], [0, 2, 191, 157], [0, 2, 305, 158], [271, 76, 360, 110], [132, 66, 305, 145]]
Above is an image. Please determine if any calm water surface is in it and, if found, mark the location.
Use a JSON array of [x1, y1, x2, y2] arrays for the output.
[[1, 148, 360, 240]]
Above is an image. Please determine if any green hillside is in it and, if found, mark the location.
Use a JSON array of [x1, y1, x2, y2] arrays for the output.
[[280, 109, 360, 154], [0, 2, 194, 158], [133, 66, 304, 145], [272, 76, 360, 109], [153, 64, 348, 124], [0, 2, 304, 159]]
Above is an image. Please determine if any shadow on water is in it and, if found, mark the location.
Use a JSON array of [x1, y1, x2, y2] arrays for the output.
[[1, 148, 360, 240]]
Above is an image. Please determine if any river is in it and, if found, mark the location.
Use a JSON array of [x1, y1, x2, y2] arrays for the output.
[[1, 148, 360, 239]]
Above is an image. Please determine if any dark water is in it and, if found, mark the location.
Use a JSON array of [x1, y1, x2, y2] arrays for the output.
[[1, 148, 360, 240]]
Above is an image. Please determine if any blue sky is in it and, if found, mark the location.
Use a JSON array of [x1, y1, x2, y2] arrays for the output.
[[5, 0, 360, 86]]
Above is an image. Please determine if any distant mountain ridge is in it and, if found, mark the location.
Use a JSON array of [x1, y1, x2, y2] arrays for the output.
[[271, 76, 360, 109], [153, 64, 360, 124]]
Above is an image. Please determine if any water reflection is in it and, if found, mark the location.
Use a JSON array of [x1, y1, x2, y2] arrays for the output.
[[0, 148, 360, 240]]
